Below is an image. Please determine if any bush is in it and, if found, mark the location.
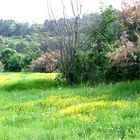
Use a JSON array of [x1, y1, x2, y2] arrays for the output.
[[107, 42, 139, 81], [29, 52, 59, 72], [7, 54, 23, 72], [0, 48, 23, 71], [69, 42, 140, 84], [22, 51, 41, 69], [108, 42, 138, 65], [70, 50, 110, 83]]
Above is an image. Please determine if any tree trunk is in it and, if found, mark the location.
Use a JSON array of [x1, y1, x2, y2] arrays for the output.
[[67, 73, 75, 85]]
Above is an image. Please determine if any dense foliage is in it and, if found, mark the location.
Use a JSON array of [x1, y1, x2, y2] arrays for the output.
[[70, 5, 139, 83], [0, 2, 139, 84]]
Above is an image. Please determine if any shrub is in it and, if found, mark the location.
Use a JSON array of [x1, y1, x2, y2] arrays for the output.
[[7, 54, 23, 72], [69, 50, 110, 83], [107, 42, 139, 81], [29, 52, 59, 72], [0, 48, 23, 71], [0, 48, 16, 70], [69, 42, 139, 84], [22, 50, 41, 69], [108, 42, 138, 65]]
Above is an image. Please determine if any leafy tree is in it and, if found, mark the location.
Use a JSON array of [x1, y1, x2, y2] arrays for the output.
[[22, 50, 42, 69], [0, 48, 16, 70], [89, 6, 119, 52]]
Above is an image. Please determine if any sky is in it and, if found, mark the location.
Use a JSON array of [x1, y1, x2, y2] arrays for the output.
[[0, 0, 124, 24]]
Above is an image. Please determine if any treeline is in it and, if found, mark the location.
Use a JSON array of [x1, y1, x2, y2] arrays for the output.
[[0, 1, 140, 84], [0, 15, 92, 37], [0, 14, 95, 72], [0, 20, 33, 37]]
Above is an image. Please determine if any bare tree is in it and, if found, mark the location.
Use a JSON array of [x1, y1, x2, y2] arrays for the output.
[[46, 0, 82, 84]]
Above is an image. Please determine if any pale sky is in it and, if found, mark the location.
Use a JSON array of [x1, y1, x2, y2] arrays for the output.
[[0, 0, 123, 24]]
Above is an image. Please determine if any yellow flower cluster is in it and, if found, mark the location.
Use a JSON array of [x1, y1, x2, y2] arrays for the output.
[[13, 102, 35, 110], [0, 94, 131, 124], [4, 101, 35, 112], [40, 96, 82, 107], [60, 101, 129, 116], [60, 102, 106, 115], [27, 73, 58, 80]]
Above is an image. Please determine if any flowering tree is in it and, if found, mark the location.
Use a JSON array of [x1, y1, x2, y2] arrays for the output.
[[122, 0, 140, 50], [120, 0, 140, 78]]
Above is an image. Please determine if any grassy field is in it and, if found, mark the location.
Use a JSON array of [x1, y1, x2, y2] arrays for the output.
[[0, 73, 140, 140]]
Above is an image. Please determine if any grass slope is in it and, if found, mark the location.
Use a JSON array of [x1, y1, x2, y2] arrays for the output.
[[0, 73, 140, 140]]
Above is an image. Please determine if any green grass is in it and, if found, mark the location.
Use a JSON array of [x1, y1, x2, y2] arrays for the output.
[[0, 72, 140, 139]]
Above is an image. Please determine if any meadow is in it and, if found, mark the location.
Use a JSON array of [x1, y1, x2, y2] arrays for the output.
[[0, 73, 140, 140]]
